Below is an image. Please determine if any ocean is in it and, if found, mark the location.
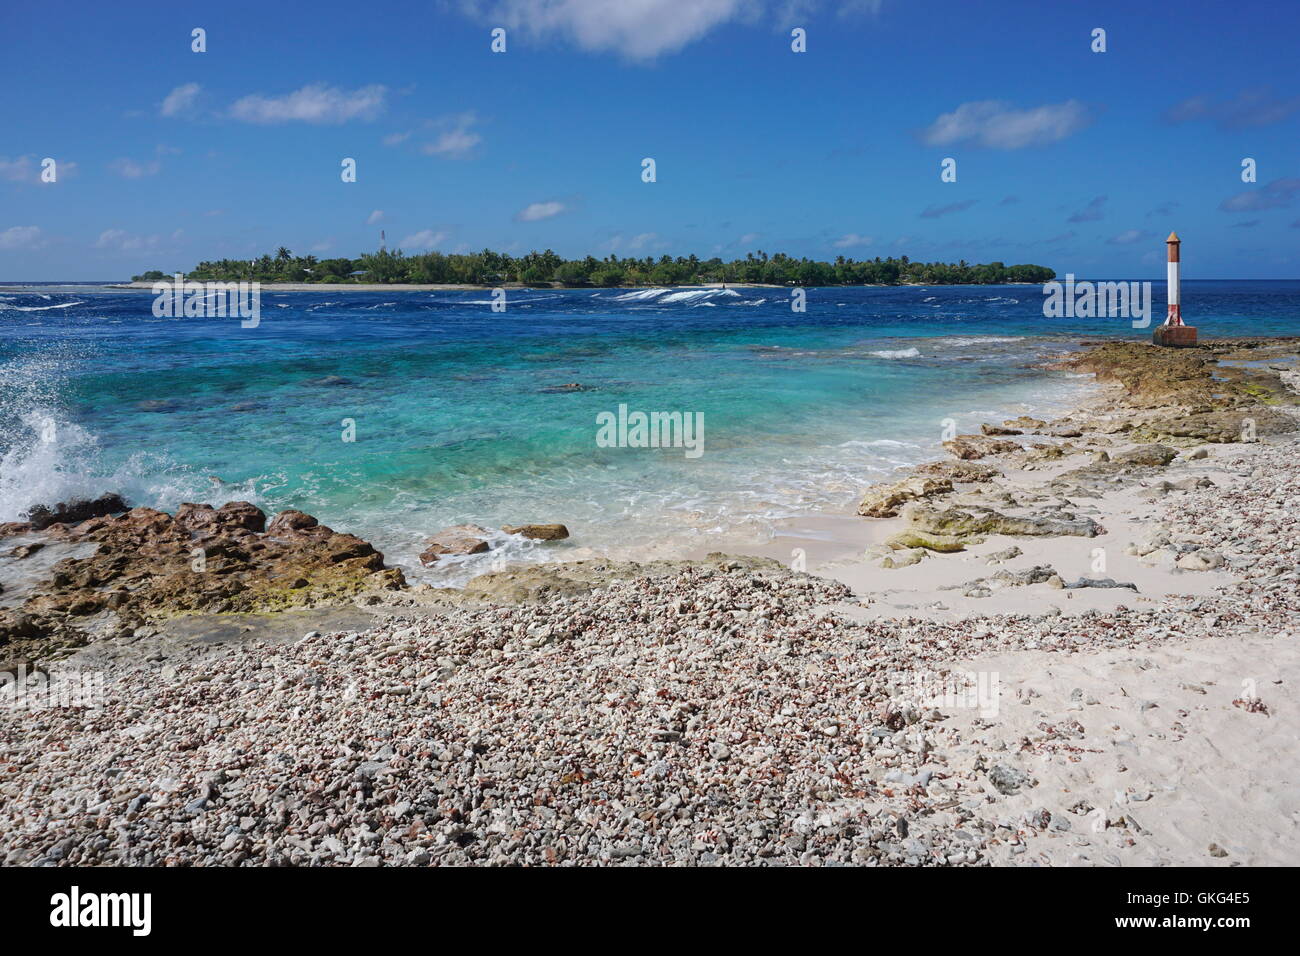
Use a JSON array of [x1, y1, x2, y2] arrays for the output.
[[2, 280, 1297, 583]]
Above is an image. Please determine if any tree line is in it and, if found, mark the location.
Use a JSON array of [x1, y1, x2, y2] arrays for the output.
[[136, 246, 1056, 287]]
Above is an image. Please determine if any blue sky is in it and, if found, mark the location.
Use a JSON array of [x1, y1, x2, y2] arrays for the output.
[[2, 0, 1298, 280]]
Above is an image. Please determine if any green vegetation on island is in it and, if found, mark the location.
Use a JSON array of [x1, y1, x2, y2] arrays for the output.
[[136, 246, 1056, 287]]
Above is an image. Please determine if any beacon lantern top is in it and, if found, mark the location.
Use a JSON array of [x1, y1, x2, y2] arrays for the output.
[[1166, 231, 1180, 243]]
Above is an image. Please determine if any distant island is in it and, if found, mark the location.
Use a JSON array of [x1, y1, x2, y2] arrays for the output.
[[134, 247, 1056, 288]]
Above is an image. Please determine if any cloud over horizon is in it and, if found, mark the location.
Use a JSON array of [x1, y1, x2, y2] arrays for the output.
[[455, 0, 888, 60], [94, 229, 175, 254], [920, 200, 977, 219], [1107, 228, 1153, 245], [1068, 195, 1107, 223], [109, 157, 161, 179], [0, 225, 44, 250], [421, 113, 483, 159], [1166, 87, 1300, 129], [1219, 178, 1300, 213], [0, 155, 78, 184], [398, 229, 449, 250], [160, 83, 201, 118], [920, 99, 1092, 149], [458, 0, 750, 60], [229, 83, 387, 124], [832, 233, 873, 247], [515, 200, 566, 222]]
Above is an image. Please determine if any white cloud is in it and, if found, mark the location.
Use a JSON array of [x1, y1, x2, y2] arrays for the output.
[[1166, 88, 1300, 129], [95, 229, 163, 253], [420, 113, 483, 159], [459, 0, 749, 60], [1107, 229, 1151, 245], [1068, 195, 1107, 223], [229, 84, 387, 124], [772, 0, 884, 22], [160, 83, 201, 117], [0, 156, 36, 182], [0, 225, 44, 250], [382, 130, 412, 147], [109, 157, 162, 179], [458, 0, 885, 59], [0, 155, 78, 183], [837, 0, 884, 13], [832, 233, 873, 247], [515, 200, 566, 222], [920, 199, 977, 219], [399, 229, 448, 251], [1220, 178, 1300, 213], [367, 210, 385, 225], [424, 127, 481, 158], [921, 99, 1091, 149]]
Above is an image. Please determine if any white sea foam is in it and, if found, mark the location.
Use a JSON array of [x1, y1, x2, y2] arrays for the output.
[[870, 347, 920, 359], [839, 438, 917, 449], [659, 288, 740, 303], [612, 288, 672, 301], [434, 293, 562, 306], [0, 405, 234, 523], [0, 354, 227, 522], [938, 336, 1024, 347], [0, 300, 84, 312], [611, 288, 742, 304]]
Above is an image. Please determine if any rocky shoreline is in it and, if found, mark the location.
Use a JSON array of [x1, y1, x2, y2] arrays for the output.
[[2, 337, 1298, 866], [842, 338, 1300, 597]]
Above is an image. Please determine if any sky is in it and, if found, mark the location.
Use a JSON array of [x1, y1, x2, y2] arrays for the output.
[[2, 0, 1298, 280]]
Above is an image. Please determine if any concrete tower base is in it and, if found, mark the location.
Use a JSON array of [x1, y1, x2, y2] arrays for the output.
[[1153, 325, 1198, 347]]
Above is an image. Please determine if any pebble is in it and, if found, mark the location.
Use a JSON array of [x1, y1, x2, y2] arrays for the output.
[[3, 411, 1299, 867]]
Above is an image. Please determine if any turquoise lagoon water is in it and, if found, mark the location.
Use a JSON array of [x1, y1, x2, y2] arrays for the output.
[[2, 281, 1297, 582]]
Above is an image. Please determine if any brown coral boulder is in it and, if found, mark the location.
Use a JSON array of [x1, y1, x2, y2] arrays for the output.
[[943, 435, 1020, 460], [503, 523, 571, 540], [419, 525, 492, 565], [857, 476, 953, 518], [2, 502, 403, 666], [25, 493, 129, 531]]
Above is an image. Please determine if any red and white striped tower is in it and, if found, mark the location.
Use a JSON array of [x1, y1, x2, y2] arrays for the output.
[[1164, 231, 1182, 326], [1154, 230, 1197, 346]]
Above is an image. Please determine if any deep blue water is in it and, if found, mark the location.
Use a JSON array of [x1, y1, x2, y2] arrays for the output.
[[2, 280, 1296, 580]]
